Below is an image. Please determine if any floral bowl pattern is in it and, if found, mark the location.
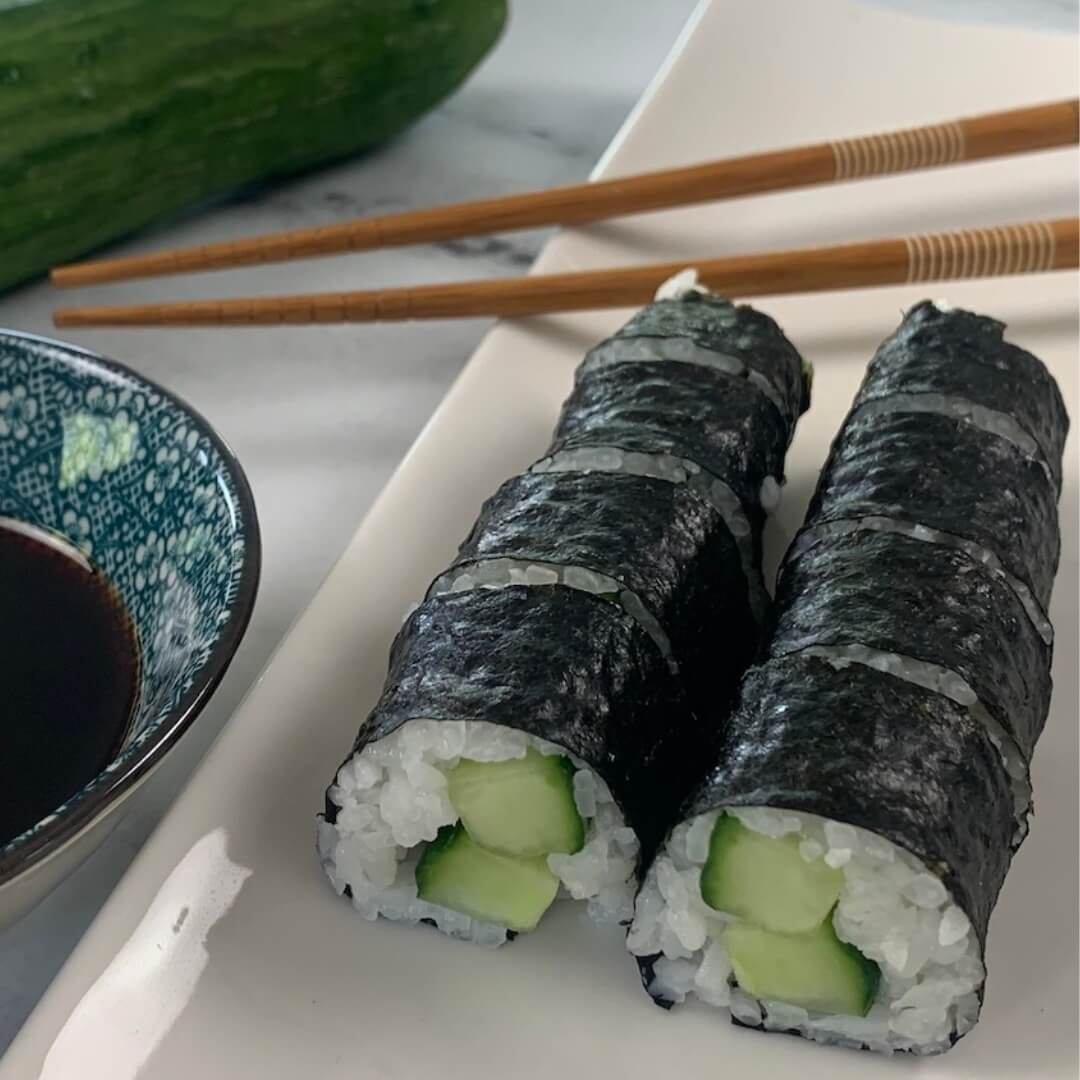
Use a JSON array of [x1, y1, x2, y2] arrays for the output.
[[0, 331, 259, 924]]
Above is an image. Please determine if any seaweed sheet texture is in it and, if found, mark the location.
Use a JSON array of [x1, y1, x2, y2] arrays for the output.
[[773, 531, 1052, 762], [586, 297, 809, 432], [660, 301, 1067, 1048], [447, 470, 755, 723], [550, 361, 789, 520]]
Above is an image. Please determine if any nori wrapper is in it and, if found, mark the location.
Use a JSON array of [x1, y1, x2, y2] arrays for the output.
[[444, 469, 758, 721], [773, 530, 1052, 763], [323, 294, 809, 919], [585, 295, 810, 431], [549, 360, 790, 516], [808, 411, 1060, 609], [329, 585, 702, 865], [636, 303, 1065, 1047], [858, 301, 1068, 489]]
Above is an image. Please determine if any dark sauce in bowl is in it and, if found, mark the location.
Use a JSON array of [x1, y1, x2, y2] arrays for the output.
[[0, 519, 140, 846]]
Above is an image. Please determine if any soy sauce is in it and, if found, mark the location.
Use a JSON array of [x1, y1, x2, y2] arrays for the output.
[[0, 519, 140, 846]]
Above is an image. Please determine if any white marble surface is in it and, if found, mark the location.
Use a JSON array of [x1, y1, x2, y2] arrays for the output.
[[0, 0, 698, 1051]]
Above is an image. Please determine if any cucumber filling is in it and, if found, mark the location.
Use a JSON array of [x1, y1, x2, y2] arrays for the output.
[[320, 720, 640, 945], [627, 808, 984, 1053], [724, 919, 880, 1017], [701, 815, 842, 933], [448, 747, 586, 857], [702, 816, 875, 1017], [416, 824, 560, 932], [414, 748, 584, 928]]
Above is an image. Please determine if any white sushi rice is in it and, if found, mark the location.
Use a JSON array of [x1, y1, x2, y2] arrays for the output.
[[850, 393, 1053, 484], [788, 516, 1053, 645], [319, 719, 639, 946], [428, 558, 676, 669], [627, 807, 985, 1055], [787, 643, 1031, 835], [532, 445, 772, 620], [655, 267, 708, 302], [759, 476, 782, 514]]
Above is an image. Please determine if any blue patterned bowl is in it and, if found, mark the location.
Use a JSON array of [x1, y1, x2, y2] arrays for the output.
[[0, 331, 259, 926]]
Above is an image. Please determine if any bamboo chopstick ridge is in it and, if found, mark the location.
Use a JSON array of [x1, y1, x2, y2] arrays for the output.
[[49, 98, 1080, 288], [903, 221, 1059, 283], [51, 218, 1079, 330], [830, 119, 965, 179]]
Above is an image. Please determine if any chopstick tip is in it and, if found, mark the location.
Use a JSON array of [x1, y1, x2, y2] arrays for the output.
[[50, 264, 84, 289], [53, 307, 89, 328]]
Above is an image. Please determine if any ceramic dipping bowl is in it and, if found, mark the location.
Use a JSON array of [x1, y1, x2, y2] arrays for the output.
[[0, 330, 259, 927]]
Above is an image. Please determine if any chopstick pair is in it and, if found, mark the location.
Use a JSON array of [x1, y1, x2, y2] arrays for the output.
[[50, 99, 1079, 329], [53, 220, 1079, 328]]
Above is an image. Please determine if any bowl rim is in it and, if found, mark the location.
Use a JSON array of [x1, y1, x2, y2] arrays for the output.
[[0, 329, 261, 884]]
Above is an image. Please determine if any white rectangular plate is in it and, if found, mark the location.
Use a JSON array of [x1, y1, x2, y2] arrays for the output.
[[4, 1, 1077, 1076]]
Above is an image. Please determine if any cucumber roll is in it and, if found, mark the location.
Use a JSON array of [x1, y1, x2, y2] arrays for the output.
[[627, 301, 1066, 1053], [318, 281, 809, 945]]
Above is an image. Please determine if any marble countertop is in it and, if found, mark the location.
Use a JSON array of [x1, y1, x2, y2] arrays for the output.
[[1, 0, 1073, 1055], [0, 0, 698, 1051]]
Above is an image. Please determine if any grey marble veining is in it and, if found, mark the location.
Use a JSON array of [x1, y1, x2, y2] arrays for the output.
[[0, 0, 698, 1051]]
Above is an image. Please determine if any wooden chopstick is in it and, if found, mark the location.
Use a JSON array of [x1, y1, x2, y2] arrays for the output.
[[50, 99, 1079, 288], [52, 218, 1078, 328]]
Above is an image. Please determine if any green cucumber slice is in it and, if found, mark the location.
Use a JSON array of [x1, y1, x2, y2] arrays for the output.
[[723, 919, 881, 1017], [447, 747, 585, 857], [415, 824, 560, 931], [700, 815, 843, 933]]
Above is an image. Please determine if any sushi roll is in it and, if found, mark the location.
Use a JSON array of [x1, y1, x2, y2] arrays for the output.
[[627, 301, 1067, 1053], [317, 282, 809, 945]]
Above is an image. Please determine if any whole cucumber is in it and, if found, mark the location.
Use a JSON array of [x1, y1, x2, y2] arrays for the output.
[[0, 0, 507, 292]]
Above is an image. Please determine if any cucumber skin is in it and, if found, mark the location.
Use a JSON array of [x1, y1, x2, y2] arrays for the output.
[[415, 822, 460, 889], [849, 938, 881, 1013], [0, 0, 507, 292]]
